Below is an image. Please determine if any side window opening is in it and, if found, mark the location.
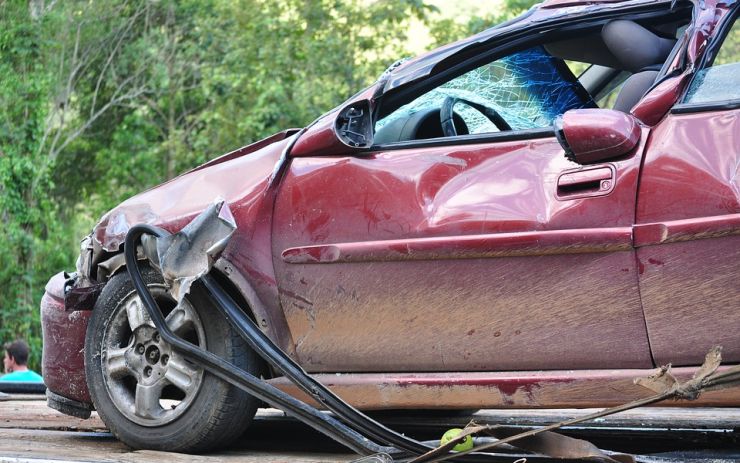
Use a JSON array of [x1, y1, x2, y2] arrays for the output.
[[375, 46, 595, 144], [684, 14, 740, 105], [374, 10, 691, 146]]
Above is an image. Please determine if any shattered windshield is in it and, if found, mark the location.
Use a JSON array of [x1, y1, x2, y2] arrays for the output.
[[376, 46, 596, 135]]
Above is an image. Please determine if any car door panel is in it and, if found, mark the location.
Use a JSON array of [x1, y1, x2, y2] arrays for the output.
[[272, 135, 653, 373], [636, 109, 740, 366]]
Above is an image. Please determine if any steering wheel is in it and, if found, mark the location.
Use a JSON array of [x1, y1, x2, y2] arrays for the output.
[[440, 96, 512, 137]]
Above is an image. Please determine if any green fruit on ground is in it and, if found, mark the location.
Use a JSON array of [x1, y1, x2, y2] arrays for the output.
[[440, 428, 474, 452]]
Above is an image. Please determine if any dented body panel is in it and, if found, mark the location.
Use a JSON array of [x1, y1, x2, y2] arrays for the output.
[[636, 108, 740, 366], [44, 132, 300, 405], [83, 132, 299, 356], [271, 134, 652, 372], [41, 0, 740, 411]]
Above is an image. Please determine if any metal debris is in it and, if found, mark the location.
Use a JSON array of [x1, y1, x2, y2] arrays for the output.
[[143, 198, 236, 303]]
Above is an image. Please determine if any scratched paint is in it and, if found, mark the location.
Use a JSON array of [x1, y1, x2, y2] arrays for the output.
[[268, 367, 739, 409], [637, 108, 740, 366], [41, 273, 92, 403], [272, 133, 652, 372]]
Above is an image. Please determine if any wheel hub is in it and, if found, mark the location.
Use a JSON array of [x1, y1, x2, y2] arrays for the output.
[[126, 326, 170, 386]]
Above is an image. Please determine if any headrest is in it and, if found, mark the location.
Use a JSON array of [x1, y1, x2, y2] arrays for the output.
[[602, 20, 676, 73]]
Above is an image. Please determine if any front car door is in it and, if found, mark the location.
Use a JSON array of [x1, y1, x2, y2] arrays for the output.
[[269, 10, 672, 374]]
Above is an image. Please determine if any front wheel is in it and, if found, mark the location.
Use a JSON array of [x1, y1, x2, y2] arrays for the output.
[[85, 265, 262, 452]]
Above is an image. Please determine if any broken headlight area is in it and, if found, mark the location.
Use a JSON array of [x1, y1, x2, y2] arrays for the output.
[[63, 234, 103, 312]]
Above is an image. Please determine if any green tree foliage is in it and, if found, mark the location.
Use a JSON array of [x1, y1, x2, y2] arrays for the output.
[[196, 0, 435, 155], [0, 0, 437, 371], [428, 0, 538, 47], [0, 0, 538, 372], [0, 1, 69, 370]]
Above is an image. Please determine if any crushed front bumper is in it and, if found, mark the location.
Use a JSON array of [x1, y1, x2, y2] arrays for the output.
[[40, 271, 93, 414]]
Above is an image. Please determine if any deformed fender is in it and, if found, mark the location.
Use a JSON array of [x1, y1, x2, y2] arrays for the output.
[[214, 259, 296, 358], [65, 131, 301, 359]]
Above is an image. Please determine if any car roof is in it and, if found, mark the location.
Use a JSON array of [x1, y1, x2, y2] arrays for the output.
[[540, 0, 636, 8], [382, 0, 677, 92]]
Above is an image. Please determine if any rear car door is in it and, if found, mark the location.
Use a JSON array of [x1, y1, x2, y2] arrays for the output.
[[635, 7, 740, 366], [272, 44, 654, 374]]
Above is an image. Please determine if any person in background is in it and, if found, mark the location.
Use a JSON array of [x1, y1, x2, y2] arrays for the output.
[[1, 340, 43, 382]]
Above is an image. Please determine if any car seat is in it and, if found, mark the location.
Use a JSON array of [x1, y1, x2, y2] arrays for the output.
[[602, 20, 677, 113]]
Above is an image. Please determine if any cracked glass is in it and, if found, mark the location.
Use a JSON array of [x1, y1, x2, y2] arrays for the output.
[[376, 46, 596, 135], [685, 16, 739, 105]]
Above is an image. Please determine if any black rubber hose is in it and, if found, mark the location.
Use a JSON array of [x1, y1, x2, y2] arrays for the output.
[[201, 258, 553, 462], [124, 224, 393, 456], [125, 224, 563, 463], [202, 274, 436, 455]]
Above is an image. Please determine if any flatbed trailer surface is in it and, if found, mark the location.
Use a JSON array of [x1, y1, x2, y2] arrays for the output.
[[2, 394, 739, 463]]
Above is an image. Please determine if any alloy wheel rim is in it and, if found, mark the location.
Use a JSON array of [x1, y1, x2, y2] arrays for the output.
[[101, 285, 205, 427]]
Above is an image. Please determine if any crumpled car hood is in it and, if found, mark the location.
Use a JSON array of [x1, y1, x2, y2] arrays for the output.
[[92, 129, 299, 253]]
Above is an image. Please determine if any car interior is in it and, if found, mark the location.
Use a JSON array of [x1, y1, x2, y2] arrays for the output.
[[373, 13, 691, 145]]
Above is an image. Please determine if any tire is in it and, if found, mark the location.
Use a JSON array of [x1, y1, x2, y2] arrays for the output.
[[85, 265, 262, 452]]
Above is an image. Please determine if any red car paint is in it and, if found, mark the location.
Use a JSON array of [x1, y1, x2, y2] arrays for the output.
[[271, 131, 651, 372], [636, 107, 740, 367], [41, 273, 92, 403], [41, 0, 739, 411]]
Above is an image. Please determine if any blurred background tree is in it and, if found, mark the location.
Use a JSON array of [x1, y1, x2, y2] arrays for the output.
[[0, 0, 536, 372]]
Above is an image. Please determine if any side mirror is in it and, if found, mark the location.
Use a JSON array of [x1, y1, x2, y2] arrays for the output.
[[335, 100, 374, 148], [554, 109, 641, 164], [290, 99, 374, 157]]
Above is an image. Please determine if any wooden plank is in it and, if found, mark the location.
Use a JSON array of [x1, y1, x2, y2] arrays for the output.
[[472, 407, 740, 429], [0, 429, 351, 463], [3, 397, 739, 432], [0, 398, 353, 462], [2, 397, 738, 462], [0, 397, 105, 432]]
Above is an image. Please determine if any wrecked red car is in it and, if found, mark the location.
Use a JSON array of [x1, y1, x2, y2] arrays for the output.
[[41, 0, 739, 453]]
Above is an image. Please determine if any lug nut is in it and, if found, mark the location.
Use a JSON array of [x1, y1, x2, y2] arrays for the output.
[[153, 332, 160, 343], [137, 344, 145, 354], [144, 366, 152, 377], [161, 355, 169, 366]]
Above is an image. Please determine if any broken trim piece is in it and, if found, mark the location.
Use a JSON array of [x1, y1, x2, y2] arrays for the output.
[[145, 199, 236, 303], [124, 224, 398, 457]]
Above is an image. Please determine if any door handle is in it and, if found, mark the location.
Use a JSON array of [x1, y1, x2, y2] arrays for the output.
[[556, 165, 616, 199]]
